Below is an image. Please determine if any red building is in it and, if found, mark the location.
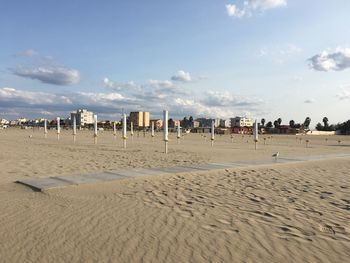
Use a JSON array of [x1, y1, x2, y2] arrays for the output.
[[231, 126, 252, 134]]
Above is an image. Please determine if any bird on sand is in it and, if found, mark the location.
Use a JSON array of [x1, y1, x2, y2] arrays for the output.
[[272, 152, 279, 161]]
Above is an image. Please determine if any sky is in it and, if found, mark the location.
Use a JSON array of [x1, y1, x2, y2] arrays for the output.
[[1, 0, 350, 126]]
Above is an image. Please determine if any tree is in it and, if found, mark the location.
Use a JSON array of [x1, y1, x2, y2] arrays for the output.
[[266, 121, 273, 128], [289, 120, 295, 128], [335, 120, 350, 134], [277, 118, 282, 126], [303, 117, 311, 130], [322, 117, 329, 127], [274, 120, 279, 128], [261, 118, 266, 127], [316, 123, 323, 131]]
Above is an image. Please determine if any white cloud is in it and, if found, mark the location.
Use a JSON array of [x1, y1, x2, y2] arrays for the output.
[[40, 111, 54, 115], [12, 66, 80, 85], [202, 91, 263, 107], [226, 4, 246, 18], [148, 79, 175, 89], [174, 98, 235, 119], [336, 87, 350, 100], [226, 0, 287, 18], [0, 87, 72, 105], [309, 48, 350, 71], [103, 78, 138, 90], [250, 0, 287, 10], [171, 70, 192, 82], [15, 49, 37, 57]]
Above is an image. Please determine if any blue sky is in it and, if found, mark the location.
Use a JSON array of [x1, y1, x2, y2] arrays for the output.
[[1, 0, 350, 125]]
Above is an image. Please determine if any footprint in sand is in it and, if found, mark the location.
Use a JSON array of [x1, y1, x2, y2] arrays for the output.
[[216, 218, 231, 225], [320, 191, 333, 199], [319, 224, 335, 235]]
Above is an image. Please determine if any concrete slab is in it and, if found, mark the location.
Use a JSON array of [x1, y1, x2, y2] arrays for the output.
[[16, 177, 73, 191], [85, 172, 128, 181], [55, 174, 103, 185], [208, 162, 240, 168], [184, 163, 233, 171], [107, 168, 163, 177], [149, 166, 198, 174], [234, 160, 275, 166], [132, 168, 169, 176]]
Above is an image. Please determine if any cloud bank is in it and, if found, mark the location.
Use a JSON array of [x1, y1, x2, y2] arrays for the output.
[[12, 66, 80, 85], [0, 84, 264, 120]]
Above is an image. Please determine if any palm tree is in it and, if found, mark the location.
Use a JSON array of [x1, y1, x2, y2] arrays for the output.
[[289, 120, 295, 128], [277, 118, 282, 126], [266, 121, 273, 128], [322, 117, 329, 127], [303, 117, 311, 130], [274, 120, 279, 128], [261, 118, 266, 127]]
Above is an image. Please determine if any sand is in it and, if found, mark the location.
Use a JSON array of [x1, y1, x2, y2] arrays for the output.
[[0, 128, 349, 262]]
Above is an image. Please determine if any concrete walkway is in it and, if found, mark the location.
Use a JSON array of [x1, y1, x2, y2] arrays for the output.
[[16, 153, 350, 192]]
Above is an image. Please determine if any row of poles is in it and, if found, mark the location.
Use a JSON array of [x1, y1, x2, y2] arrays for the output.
[[42, 111, 260, 153]]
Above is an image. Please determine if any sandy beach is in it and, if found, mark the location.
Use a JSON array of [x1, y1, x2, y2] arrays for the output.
[[0, 128, 349, 262]]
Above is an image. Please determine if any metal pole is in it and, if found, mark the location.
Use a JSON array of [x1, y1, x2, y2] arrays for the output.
[[211, 120, 215, 147], [163, 110, 168, 154], [94, 114, 98, 144], [123, 113, 127, 148], [253, 119, 258, 150], [44, 119, 47, 138], [57, 117, 60, 140]]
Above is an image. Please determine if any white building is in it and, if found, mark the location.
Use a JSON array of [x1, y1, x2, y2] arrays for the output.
[[230, 117, 253, 127], [17, 117, 27, 124], [0, 119, 9, 125], [71, 109, 94, 126], [219, 119, 230, 128]]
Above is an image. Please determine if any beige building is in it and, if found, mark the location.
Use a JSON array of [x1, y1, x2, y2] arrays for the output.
[[71, 109, 94, 126], [230, 117, 253, 127], [129, 111, 150, 128], [143, 112, 150, 127]]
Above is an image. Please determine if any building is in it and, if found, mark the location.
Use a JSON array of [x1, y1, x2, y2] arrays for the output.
[[0, 119, 9, 125], [196, 118, 214, 127], [150, 119, 163, 129], [214, 118, 221, 128], [17, 117, 27, 124], [71, 109, 94, 126], [231, 126, 252, 134], [219, 119, 230, 128], [143, 112, 150, 127], [230, 117, 253, 127], [192, 120, 200, 128], [129, 111, 150, 128], [168, 119, 180, 129]]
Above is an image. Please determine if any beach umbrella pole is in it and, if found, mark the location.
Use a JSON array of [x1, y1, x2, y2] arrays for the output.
[[123, 113, 127, 149], [44, 119, 48, 138], [163, 110, 168, 154], [56, 117, 60, 141], [211, 120, 215, 147], [94, 115, 98, 144]]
